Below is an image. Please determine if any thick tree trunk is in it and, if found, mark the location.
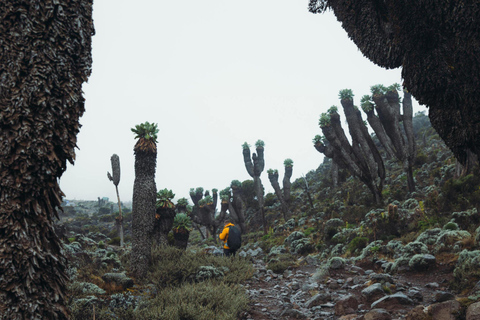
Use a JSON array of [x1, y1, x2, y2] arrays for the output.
[[230, 187, 247, 234], [364, 109, 395, 159], [268, 171, 289, 221], [131, 144, 156, 280], [0, 1, 93, 318], [283, 166, 293, 203]]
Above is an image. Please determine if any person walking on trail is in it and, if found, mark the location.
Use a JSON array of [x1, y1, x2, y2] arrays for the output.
[[219, 219, 241, 257]]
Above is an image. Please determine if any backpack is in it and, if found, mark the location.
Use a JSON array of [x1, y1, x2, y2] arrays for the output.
[[227, 225, 242, 250]]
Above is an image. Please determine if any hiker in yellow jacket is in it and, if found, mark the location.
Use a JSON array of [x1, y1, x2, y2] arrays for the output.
[[219, 219, 237, 257]]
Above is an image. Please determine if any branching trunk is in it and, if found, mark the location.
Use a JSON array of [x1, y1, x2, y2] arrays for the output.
[[243, 145, 267, 234]]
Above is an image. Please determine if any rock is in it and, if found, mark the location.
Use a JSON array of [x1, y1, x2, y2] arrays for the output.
[[101, 273, 134, 291], [280, 308, 307, 319], [371, 292, 414, 310], [335, 294, 359, 316], [467, 301, 480, 320], [405, 305, 427, 320], [364, 308, 392, 320], [407, 289, 423, 302], [427, 300, 461, 320], [408, 254, 436, 271], [305, 293, 332, 308], [362, 283, 387, 303], [269, 245, 287, 256], [434, 291, 455, 302], [369, 273, 394, 284]]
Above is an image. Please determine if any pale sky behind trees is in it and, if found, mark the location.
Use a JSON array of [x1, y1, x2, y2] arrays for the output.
[[60, 0, 427, 203]]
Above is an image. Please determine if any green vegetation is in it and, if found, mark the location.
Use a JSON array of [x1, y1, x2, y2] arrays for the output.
[[339, 88, 354, 100], [131, 121, 159, 142], [172, 213, 192, 232]]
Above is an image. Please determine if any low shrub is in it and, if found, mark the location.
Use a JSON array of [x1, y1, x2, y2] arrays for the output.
[[134, 281, 248, 320]]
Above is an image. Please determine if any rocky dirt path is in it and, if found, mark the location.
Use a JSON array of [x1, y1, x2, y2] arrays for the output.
[[239, 256, 462, 320]]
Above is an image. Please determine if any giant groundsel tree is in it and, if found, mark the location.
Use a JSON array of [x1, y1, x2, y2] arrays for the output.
[[0, 1, 94, 318], [107, 154, 124, 247], [130, 122, 158, 280], [243, 140, 267, 233]]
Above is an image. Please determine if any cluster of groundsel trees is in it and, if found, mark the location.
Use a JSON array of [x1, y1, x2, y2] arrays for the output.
[[309, 0, 480, 172], [313, 85, 416, 205]]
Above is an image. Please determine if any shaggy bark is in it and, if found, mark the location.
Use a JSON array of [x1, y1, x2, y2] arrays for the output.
[[154, 207, 176, 246], [230, 185, 247, 234], [283, 165, 293, 203], [130, 142, 157, 280], [0, 1, 94, 318]]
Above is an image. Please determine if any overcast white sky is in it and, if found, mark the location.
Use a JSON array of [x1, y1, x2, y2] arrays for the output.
[[59, 1, 426, 203]]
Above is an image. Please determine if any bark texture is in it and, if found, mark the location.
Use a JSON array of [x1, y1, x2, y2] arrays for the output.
[[0, 1, 94, 318], [130, 141, 157, 280]]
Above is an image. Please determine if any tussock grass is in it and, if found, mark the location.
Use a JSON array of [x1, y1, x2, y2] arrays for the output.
[[134, 281, 248, 320]]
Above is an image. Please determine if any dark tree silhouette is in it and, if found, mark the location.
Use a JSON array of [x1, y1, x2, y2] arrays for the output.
[[0, 1, 93, 318], [361, 85, 417, 192], [317, 103, 384, 204], [243, 140, 267, 233], [107, 154, 124, 247], [130, 122, 158, 280], [154, 188, 176, 246], [267, 159, 294, 221], [308, 0, 480, 167]]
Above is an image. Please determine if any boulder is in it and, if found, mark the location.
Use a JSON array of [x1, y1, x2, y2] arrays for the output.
[[405, 305, 427, 320], [427, 300, 461, 320], [335, 294, 358, 316], [371, 293, 414, 310], [362, 283, 387, 303], [467, 301, 480, 320], [305, 293, 332, 308], [364, 308, 392, 320]]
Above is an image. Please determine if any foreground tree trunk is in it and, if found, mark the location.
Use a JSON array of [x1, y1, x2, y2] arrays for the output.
[[0, 2, 94, 318]]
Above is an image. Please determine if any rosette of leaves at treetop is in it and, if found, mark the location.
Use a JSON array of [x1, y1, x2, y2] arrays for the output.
[[131, 122, 159, 153], [173, 213, 193, 233], [156, 189, 175, 210]]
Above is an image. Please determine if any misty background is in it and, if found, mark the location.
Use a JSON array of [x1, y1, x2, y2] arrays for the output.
[[60, 1, 426, 202]]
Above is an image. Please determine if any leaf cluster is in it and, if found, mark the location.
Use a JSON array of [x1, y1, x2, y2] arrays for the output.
[[173, 213, 193, 232], [131, 122, 159, 142], [284, 158, 294, 167]]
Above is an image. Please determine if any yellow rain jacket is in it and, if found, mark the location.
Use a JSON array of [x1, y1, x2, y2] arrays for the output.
[[219, 223, 235, 249]]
